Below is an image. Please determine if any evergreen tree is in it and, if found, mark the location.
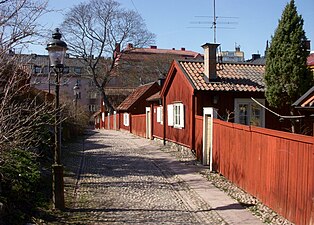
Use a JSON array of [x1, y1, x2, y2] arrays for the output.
[[265, 0, 312, 110]]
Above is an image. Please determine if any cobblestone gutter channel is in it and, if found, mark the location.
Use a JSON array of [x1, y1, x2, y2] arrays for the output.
[[58, 129, 293, 225]]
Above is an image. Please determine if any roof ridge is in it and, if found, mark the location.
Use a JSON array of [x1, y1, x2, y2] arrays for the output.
[[139, 81, 156, 87]]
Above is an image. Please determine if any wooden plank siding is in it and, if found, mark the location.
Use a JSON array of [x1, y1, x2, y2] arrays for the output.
[[152, 105, 163, 139], [131, 114, 146, 138], [162, 64, 194, 149], [213, 119, 314, 225], [195, 115, 203, 161], [119, 112, 130, 132]]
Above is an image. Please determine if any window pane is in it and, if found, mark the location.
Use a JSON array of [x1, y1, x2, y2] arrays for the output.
[[239, 104, 248, 125], [74, 67, 82, 74], [250, 103, 261, 126], [174, 105, 180, 125]]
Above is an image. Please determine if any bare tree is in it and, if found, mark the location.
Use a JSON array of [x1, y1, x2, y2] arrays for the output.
[[0, 66, 56, 150], [0, 0, 49, 55], [115, 53, 174, 87], [0, 0, 57, 151], [61, 0, 155, 112]]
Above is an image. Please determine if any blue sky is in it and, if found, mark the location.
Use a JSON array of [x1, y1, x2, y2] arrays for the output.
[[32, 0, 314, 60]]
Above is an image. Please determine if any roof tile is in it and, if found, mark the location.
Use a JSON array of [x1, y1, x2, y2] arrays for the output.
[[117, 82, 157, 111], [179, 60, 265, 92]]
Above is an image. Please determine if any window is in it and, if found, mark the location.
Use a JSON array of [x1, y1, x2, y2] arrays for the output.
[[88, 80, 95, 87], [63, 66, 70, 74], [167, 103, 184, 128], [234, 98, 265, 127], [33, 66, 41, 74], [123, 113, 129, 126], [89, 92, 97, 99], [156, 106, 163, 124], [89, 104, 97, 112], [74, 67, 82, 74], [42, 66, 49, 74]]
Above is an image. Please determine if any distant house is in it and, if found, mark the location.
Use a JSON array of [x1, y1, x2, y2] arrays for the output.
[[109, 44, 201, 107], [157, 43, 284, 160], [292, 86, 314, 135], [116, 82, 161, 138], [19, 54, 102, 115], [217, 45, 245, 62], [307, 52, 314, 71]]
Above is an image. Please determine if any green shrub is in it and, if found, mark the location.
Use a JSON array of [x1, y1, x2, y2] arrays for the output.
[[0, 148, 41, 224]]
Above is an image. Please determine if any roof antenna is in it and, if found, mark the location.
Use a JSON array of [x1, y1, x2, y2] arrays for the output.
[[188, 0, 238, 43], [213, 0, 217, 43]]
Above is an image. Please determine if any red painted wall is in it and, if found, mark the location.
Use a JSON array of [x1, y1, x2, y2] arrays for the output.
[[195, 91, 291, 132], [119, 112, 131, 132], [194, 115, 203, 161], [152, 104, 163, 139], [163, 66, 194, 148]]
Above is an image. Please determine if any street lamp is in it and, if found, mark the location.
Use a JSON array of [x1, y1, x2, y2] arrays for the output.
[[73, 81, 80, 116], [46, 28, 67, 210]]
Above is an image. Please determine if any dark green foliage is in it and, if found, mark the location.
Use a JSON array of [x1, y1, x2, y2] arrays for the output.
[[0, 149, 43, 224], [265, 0, 313, 109]]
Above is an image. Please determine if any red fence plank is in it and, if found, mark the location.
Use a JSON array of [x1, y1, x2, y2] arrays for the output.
[[131, 114, 146, 138], [213, 119, 313, 225]]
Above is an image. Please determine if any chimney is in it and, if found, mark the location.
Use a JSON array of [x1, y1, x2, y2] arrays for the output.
[[304, 40, 311, 52], [252, 53, 261, 60], [127, 43, 133, 49], [181, 47, 185, 51], [202, 43, 220, 80], [150, 45, 157, 49], [158, 77, 165, 87], [114, 43, 120, 58]]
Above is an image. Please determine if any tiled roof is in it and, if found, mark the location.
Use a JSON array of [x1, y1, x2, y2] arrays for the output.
[[307, 53, 314, 66], [146, 91, 161, 102], [292, 86, 314, 108], [123, 48, 199, 57], [178, 60, 265, 92], [117, 82, 156, 111]]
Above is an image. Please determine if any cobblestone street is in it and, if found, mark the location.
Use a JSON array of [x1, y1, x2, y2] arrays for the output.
[[61, 129, 263, 225]]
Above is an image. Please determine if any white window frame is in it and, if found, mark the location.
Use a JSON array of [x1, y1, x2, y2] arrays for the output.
[[167, 103, 184, 129], [89, 92, 97, 99], [89, 104, 97, 112], [234, 98, 265, 127], [123, 113, 129, 127]]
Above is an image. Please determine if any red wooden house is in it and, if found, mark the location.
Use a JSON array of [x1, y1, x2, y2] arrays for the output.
[[155, 43, 285, 162], [116, 82, 160, 138]]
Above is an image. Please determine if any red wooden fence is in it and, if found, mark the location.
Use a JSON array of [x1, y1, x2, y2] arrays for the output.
[[213, 119, 314, 225], [131, 114, 146, 138]]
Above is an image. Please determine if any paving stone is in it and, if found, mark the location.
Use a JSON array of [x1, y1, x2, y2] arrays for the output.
[[62, 129, 264, 224]]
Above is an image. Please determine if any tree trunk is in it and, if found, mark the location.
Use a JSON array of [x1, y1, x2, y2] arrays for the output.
[[102, 91, 114, 114]]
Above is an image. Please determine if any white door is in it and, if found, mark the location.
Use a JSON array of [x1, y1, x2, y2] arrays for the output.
[[202, 107, 216, 171], [146, 107, 151, 139], [113, 111, 117, 130], [107, 112, 110, 129]]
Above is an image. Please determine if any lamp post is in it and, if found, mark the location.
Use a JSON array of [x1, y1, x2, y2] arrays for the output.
[[73, 81, 80, 117], [46, 28, 67, 210]]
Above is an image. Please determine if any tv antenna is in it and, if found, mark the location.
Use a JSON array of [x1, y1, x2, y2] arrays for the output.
[[188, 0, 238, 43]]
